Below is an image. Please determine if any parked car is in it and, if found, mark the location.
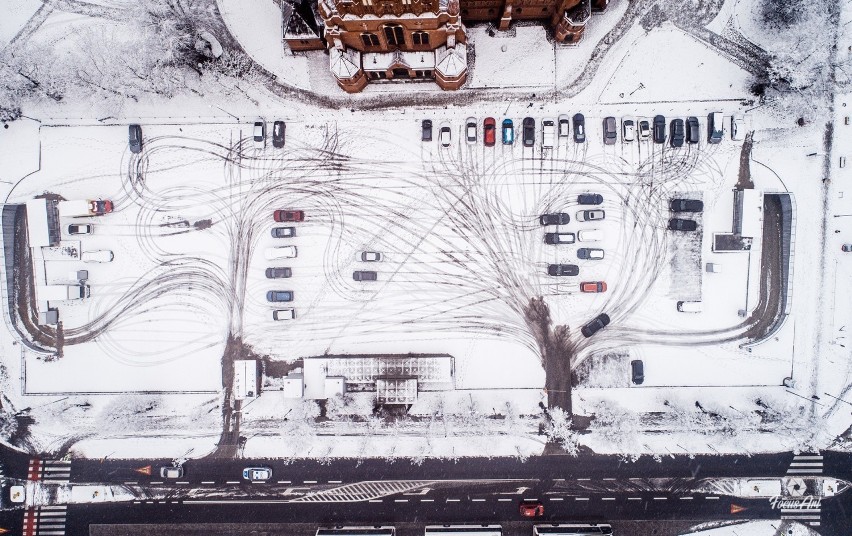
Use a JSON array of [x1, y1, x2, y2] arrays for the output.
[[542, 118, 555, 148], [273, 308, 295, 321], [483, 117, 496, 147], [272, 120, 286, 148], [686, 116, 700, 144], [264, 246, 297, 260], [465, 117, 477, 144], [548, 264, 579, 276], [622, 119, 635, 142], [242, 467, 272, 481], [638, 119, 650, 140], [631, 359, 644, 384], [271, 227, 295, 238], [81, 250, 113, 263], [708, 112, 723, 144], [603, 116, 617, 145], [523, 117, 535, 147], [359, 251, 382, 262], [670, 119, 685, 148], [578, 229, 604, 242], [580, 281, 607, 293], [573, 113, 586, 143], [677, 300, 703, 313], [576, 209, 605, 222], [577, 193, 603, 205], [539, 213, 570, 226], [558, 115, 570, 137], [731, 116, 745, 141], [544, 232, 576, 245], [440, 122, 451, 147], [267, 290, 293, 302], [68, 223, 93, 235], [353, 270, 378, 281], [670, 199, 704, 212], [502, 119, 514, 145], [253, 119, 266, 147], [653, 115, 666, 144], [159, 466, 183, 479], [581, 313, 610, 338], [422, 119, 433, 142], [843, 244, 852, 252], [265, 267, 292, 279], [519, 500, 544, 518], [577, 248, 605, 260], [668, 218, 698, 231], [274, 210, 304, 222], [129, 124, 143, 154]]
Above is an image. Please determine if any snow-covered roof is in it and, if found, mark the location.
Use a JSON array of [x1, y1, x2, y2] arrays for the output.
[[363, 51, 395, 71], [330, 47, 361, 78], [283, 1, 323, 39], [401, 51, 436, 69], [362, 51, 437, 71], [435, 45, 467, 77]]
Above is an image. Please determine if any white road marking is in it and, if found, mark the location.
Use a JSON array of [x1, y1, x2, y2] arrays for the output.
[[201, 481, 215, 484], [628, 497, 642, 501], [550, 498, 564, 501], [602, 498, 615, 501], [124, 481, 137, 485], [654, 497, 667, 500], [472, 499, 485, 502], [680, 497, 694, 500], [394, 499, 408, 503], [225, 481, 240, 484], [329, 480, 342, 484], [421, 499, 434, 502], [369, 499, 382, 503], [498, 498, 511, 502], [176, 481, 189, 484], [278, 480, 291, 484], [150, 481, 163, 485], [447, 499, 460, 502], [304, 480, 317, 484], [706, 496, 720, 500], [575, 497, 589, 501]]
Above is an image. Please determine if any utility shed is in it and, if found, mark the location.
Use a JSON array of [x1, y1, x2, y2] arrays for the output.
[[234, 360, 258, 400], [25, 198, 56, 247]]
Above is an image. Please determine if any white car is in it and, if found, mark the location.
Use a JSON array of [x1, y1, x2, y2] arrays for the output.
[[622, 119, 635, 142], [243, 467, 272, 481], [576, 209, 605, 222], [68, 224, 93, 235], [465, 117, 477, 144], [359, 251, 382, 262], [160, 466, 183, 479], [731, 116, 745, 141], [264, 246, 297, 260], [81, 250, 113, 263], [558, 115, 570, 137], [273, 308, 295, 321], [439, 122, 451, 147], [542, 118, 555, 148], [253, 119, 266, 148], [578, 229, 604, 242]]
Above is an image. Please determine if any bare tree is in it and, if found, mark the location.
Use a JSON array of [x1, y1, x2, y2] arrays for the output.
[[542, 407, 579, 455]]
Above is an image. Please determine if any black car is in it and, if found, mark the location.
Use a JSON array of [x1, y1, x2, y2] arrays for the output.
[[271, 227, 295, 238], [129, 124, 143, 154], [353, 270, 378, 281], [603, 116, 617, 145], [267, 290, 293, 302], [653, 115, 666, 143], [581, 313, 610, 338], [539, 213, 570, 226], [577, 193, 604, 205], [547, 264, 579, 277], [670, 119, 685, 148], [668, 218, 698, 231], [686, 116, 700, 144], [272, 120, 286, 148], [573, 113, 585, 143], [422, 119, 432, 142], [265, 267, 292, 279], [670, 199, 704, 212], [631, 360, 644, 385], [522, 117, 535, 147]]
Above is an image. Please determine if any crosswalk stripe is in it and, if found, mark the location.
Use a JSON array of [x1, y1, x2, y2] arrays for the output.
[[793, 455, 823, 460], [786, 469, 823, 473]]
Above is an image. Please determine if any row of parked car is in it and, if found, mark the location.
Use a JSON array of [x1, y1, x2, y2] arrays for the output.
[[667, 198, 704, 232], [604, 112, 743, 147], [253, 119, 286, 148], [423, 114, 588, 148], [265, 209, 304, 320], [541, 193, 607, 293]]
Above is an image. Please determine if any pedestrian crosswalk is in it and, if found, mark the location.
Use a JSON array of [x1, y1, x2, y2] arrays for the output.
[[786, 453, 823, 475], [28, 459, 72, 483], [23, 506, 67, 536]]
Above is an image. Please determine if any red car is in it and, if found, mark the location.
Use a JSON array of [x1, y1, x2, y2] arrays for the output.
[[581, 281, 607, 293], [519, 500, 544, 518], [483, 117, 496, 147], [274, 210, 304, 222]]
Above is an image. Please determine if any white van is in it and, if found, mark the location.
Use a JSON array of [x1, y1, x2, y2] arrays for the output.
[[542, 118, 555, 148], [81, 250, 113, 263], [265, 246, 297, 260], [578, 229, 604, 242], [677, 300, 702, 313]]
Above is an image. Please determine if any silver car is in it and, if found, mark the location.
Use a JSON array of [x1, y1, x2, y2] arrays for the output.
[[576, 210, 605, 222], [243, 467, 272, 481], [465, 117, 477, 144]]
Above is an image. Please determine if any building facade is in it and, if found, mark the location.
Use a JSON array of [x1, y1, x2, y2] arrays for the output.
[[291, 0, 607, 93]]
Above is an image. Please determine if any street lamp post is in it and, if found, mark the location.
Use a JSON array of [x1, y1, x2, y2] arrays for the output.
[[209, 104, 240, 122]]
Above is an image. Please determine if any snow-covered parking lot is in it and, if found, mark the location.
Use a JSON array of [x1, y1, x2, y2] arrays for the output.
[[7, 110, 792, 400]]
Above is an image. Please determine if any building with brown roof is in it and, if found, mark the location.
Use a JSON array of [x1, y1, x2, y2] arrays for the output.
[[284, 0, 608, 93]]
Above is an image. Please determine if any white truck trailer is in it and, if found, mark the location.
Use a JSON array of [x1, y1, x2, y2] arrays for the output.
[[38, 284, 90, 301]]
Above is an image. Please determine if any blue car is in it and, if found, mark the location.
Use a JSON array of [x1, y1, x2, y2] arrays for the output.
[[502, 119, 514, 145], [266, 290, 293, 302]]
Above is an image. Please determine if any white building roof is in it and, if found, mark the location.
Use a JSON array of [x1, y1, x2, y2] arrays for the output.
[[435, 45, 466, 77], [330, 47, 361, 78], [234, 359, 258, 399], [25, 198, 51, 248]]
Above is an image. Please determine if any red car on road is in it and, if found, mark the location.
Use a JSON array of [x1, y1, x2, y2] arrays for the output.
[[274, 210, 304, 222], [483, 117, 496, 147], [519, 500, 544, 518]]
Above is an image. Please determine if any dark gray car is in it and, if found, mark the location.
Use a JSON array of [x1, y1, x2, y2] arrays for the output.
[[670, 119, 685, 148], [422, 119, 432, 142], [547, 264, 579, 277], [129, 124, 142, 153], [653, 115, 666, 143], [573, 113, 585, 143], [631, 360, 644, 384], [265, 267, 292, 279], [271, 227, 295, 238], [353, 270, 378, 281], [686, 116, 700, 144], [603, 117, 617, 145]]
